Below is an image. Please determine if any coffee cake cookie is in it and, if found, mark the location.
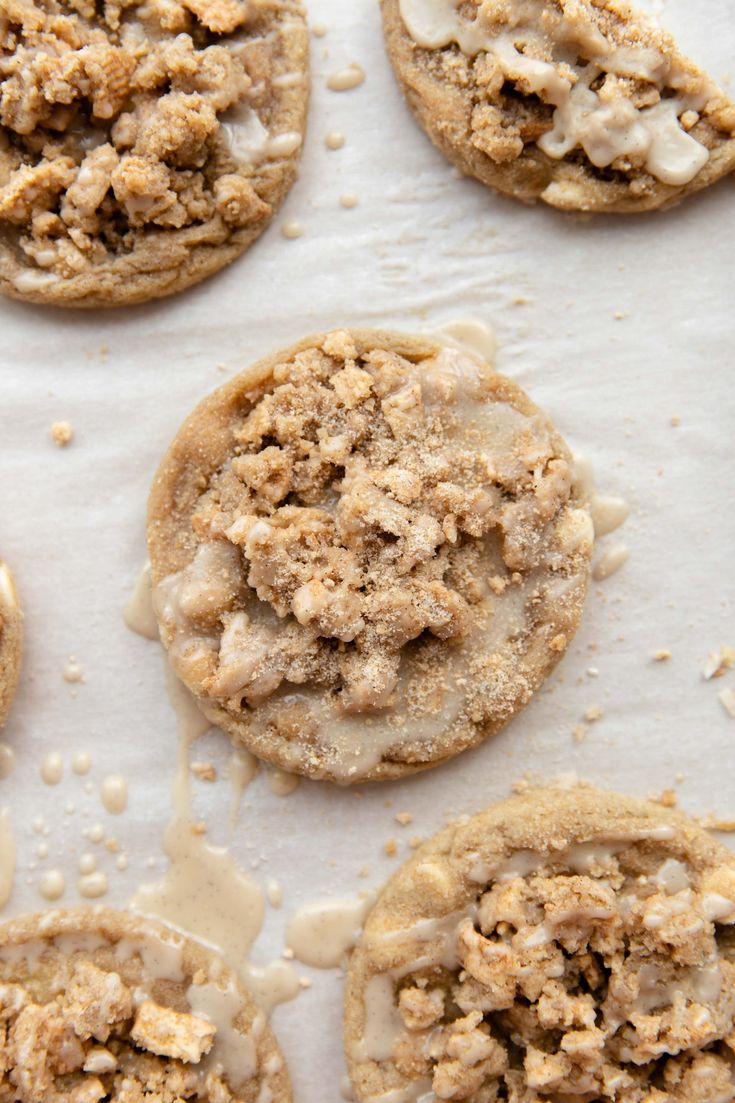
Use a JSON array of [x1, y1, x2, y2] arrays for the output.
[[381, 0, 735, 212], [0, 906, 291, 1102], [148, 329, 593, 783], [0, 0, 308, 307], [345, 786, 735, 1103], [0, 560, 22, 726]]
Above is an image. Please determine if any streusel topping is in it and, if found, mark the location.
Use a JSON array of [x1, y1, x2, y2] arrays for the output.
[[0, 910, 288, 1103], [150, 331, 592, 781], [0, 0, 305, 298], [385, 0, 735, 210], [346, 790, 735, 1103]]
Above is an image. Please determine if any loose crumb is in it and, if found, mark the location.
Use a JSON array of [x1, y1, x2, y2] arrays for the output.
[[653, 649, 672, 662], [384, 838, 398, 857], [648, 788, 677, 808], [702, 815, 735, 833], [190, 761, 217, 782], [358, 866, 370, 878], [670, 415, 681, 427], [613, 311, 626, 320], [572, 722, 588, 743], [283, 948, 295, 960], [584, 706, 603, 723], [311, 21, 328, 37], [409, 835, 423, 850], [719, 687, 735, 719], [703, 646, 735, 680], [395, 812, 414, 826], [299, 977, 312, 989], [340, 193, 359, 209], [51, 420, 74, 447], [325, 131, 346, 150]]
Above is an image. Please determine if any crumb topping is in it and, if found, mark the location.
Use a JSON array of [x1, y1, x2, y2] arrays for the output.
[[0, 919, 282, 1103], [357, 838, 735, 1102], [152, 331, 592, 780], [0, 0, 304, 289], [395, 0, 735, 196]]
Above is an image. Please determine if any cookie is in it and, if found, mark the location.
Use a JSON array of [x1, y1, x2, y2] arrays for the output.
[[0, 906, 291, 1102], [381, 0, 735, 213], [148, 329, 592, 783], [0, 560, 22, 727], [0, 1, 308, 307], [345, 786, 735, 1103]]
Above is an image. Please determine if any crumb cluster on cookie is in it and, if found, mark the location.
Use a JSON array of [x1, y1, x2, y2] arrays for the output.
[[0, 908, 291, 1103], [0, 560, 22, 727], [148, 330, 592, 782], [0, 0, 308, 305], [382, 0, 735, 211], [345, 788, 735, 1103]]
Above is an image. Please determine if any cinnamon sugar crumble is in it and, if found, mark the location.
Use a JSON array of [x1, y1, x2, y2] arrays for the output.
[[0, 0, 298, 287], [383, 847, 735, 1102], [50, 419, 73, 446], [153, 331, 592, 778], [0, 955, 244, 1102]]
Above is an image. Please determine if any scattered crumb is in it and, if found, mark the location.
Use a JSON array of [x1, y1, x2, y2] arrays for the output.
[[299, 977, 312, 989], [587, 667, 600, 678], [51, 420, 74, 447], [394, 812, 414, 826], [719, 687, 735, 719], [325, 131, 346, 150], [383, 838, 397, 857], [216, 362, 229, 373], [675, 772, 685, 784], [571, 723, 588, 743], [702, 816, 735, 833], [409, 836, 423, 850], [513, 296, 528, 305], [311, 21, 328, 36], [191, 762, 217, 783], [649, 789, 677, 808], [653, 649, 672, 662], [703, 646, 735, 680], [358, 866, 370, 879], [584, 706, 603, 723], [340, 193, 359, 209], [613, 311, 626, 321], [104, 838, 120, 854], [283, 948, 295, 960], [670, 415, 681, 427]]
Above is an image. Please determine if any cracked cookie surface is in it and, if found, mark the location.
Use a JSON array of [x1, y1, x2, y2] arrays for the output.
[[0, 0, 308, 307], [148, 329, 592, 783], [0, 561, 22, 727], [0, 907, 291, 1103], [345, 786, 735, 1103], [381, 0, 735, 212]]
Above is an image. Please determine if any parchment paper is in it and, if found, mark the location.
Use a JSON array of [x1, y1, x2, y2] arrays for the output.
[[0, 1, 734, 1098]]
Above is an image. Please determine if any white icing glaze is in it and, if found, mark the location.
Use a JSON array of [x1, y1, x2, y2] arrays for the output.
[[398, 0, 710, 185], [435, 318, 498, 365], [186, 979, 257, 1088], [352, 974, 404, 1062], [100, 774, 128, 815], [0, 809, 15, 910], [124, 564, 160, 640], [285, 896, 372, 968], [0, 744, 15, 780], [40, 752, 63, 786], [244, 959, 301, 1014]]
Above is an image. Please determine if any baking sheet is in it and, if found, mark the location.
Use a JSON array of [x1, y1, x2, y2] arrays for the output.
[[1, 0, 734, 1097]]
